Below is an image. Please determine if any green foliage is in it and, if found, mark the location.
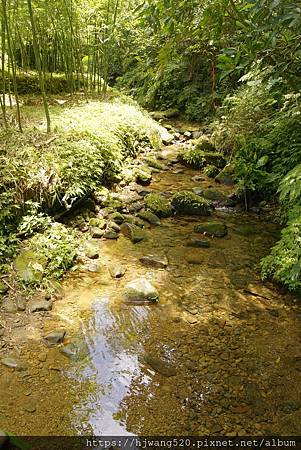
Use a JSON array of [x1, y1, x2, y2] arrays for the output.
[[261, 207, 301, 291], [279, 164, 301, 207], [26, 223, 78, 281], [180, 148, 206, 169]]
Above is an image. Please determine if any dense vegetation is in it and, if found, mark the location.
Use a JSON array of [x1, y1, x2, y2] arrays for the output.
[[0, 0, 300, 292]]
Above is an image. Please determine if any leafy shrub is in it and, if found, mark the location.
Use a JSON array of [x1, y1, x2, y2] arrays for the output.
[[261, 207, 301, 291], [26, 223, 78, 280]]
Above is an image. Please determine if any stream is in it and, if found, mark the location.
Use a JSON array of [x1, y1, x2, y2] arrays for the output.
[[0, 141, 300, 439]]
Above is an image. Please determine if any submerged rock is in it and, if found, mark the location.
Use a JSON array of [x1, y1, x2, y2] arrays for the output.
[[185, 237, 210, 248], [171, 191, 211, 216], [145, 193, 172, 218], [143, 354, 176, 377], [60, 337, 89, 361], [1, 357, 27, 371], [120, 222, 145, 243], [138, 210, 161, 225], [139, 255, 168, 269], [194, 222, 228, 237], [123, 278, 159, 303]]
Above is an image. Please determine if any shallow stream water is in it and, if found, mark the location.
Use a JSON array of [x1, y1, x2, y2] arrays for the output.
[[0, 144, 300, 437]]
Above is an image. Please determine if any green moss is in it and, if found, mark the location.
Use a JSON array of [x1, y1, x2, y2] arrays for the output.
[[180, 147, 226, 170], [171, 191, 211, 216], [145, 194, 172, 218]]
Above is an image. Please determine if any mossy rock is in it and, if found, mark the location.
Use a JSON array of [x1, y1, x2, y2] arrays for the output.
[[14, 250, 47, 284], [138, 210, 161, 225], [193, 188, 232, 206], [103, 196, 124, 211], [120, 223, 145, 243], [215, 164, 236, 185], [123, 214, 145, 228], [144, 194, 172, 218], [143, 157, 166, 171], [89, 217, 106, 229], [194, 222, 228, 237], [111, 212, 125, 224], [203, 165, 219, 178], [195, 136, 216, 152], [171, 191, 211, 216], [180, 148, 226, 170], [135, 167, 152, 186]]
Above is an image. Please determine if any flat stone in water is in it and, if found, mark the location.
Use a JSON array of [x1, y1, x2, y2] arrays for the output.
[[123, 278, 159, 303], [143, 354, 176, 377], [139, 255, 168, 269], [1, 357, 27, 371], [185, 237, 210, 248]]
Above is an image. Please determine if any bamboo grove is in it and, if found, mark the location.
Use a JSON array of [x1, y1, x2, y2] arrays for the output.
[[0, 0, 122, 132]]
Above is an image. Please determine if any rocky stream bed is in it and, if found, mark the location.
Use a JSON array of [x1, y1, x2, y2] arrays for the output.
[[0, 131, 301, 438]]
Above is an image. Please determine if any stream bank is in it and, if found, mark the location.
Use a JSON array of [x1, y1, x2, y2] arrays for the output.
[[0, 130, 300, 438]]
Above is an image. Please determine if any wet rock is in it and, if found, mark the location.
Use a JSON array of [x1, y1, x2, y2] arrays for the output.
[[171, 191, 211, 216], [120, 223, 145, 243], [138, 210, 161, 225], [60, 337, 89, 361], [1, 357, 27, 371], [43, 330, 66, 346], [123, 278, 159, 303], [139, 255, 168, 269], [143, 354, 176, 377], [123, 215, 145, 228], [90, 227, 104, 238], [128, 201, 145, 213], [109, 265, 126, 279], [215, 164, 235, 185], [0, 282, 9, 295], [14, 250, 47, 284], [84, 242, 99, 259], [185, 237, 210, 248], [194, 222, 228, 237], [145, 193, 172, 218], [29, 299, 53, 313], [103, 230, 119, 239]]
